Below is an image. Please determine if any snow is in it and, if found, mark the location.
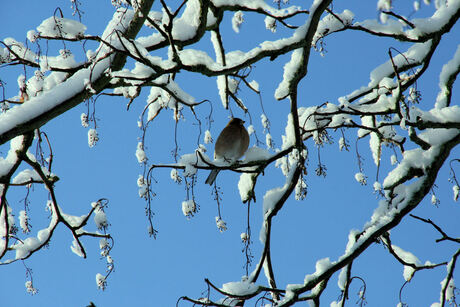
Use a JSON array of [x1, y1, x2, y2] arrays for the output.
[[13, 237, 41, 259], [135, 0, 330, 99], [178, 152, 205, 177], [434, 276, 456, 306], [265, 133, 273, 149], [265, 16, 277, 33], [379, 11, 389, 24], [215, 216, 227, 232], [247, 125, 255, 135], [179, 49, 218, 69], [377, 0, 392, 10], [369, 132, 381, 166], [135, 142, 147, 163], [243, 146, 271, 162], [0, 136, 33, 203], [88, 128, 99, 147], [210, 29, 228, 107], [147, 101, 162, 122], [30, 70, 44, 90], [181, 200, 197, 217], [0, 207, 7, 256], [216, 76, 228, 108], [439, 45, 460, 88], [160, 79, 195, 106], [379, 77, 396, 92], [313, 10, 354, 46], [355, 18, 404, 37], [407, 1, 460, 39], [344, 229, 360, 254], [170, 169, 181, 183], [232, 11, 244, 33], [444, 278, 455, 301], [261, 114, 269, 130], [5, 205, 14, 232], [86, 49, 96, 61], [275, 48, 303, 100], [81, 113, 89, 127], [221, 280, 258, 296], [363, 41, 432, 91], [227, 78, 238, 94], [313, 257, 332, 276], [17, 75, 26, 89], [37, 228, 50, 242], [296, 258, 334, 298], [213, 0, 302, 17], [147, 87, 163, 106], [37, 16, 86, 38], [204, 130, 212, 144], [238, 172, 256, 202], [262, 181, 288, 217], [94, 206, 108, 229], [280, 284, 300, 304], [19, 210, 30, 234], [383, 147, 434, 188], [391, 245, 420, 281], [113, 84, 139, 98], [453, 185, 459, 201], [96, 273, 106, 290], [249, 80, 259, 92], [329, 113, 351, 127], [295, 176, 307, 200], [436, 45, 460, 108], [210, 30, 223, 64], [70, 239, 85, 257], [415, 106, 460, 131], [0, 0, 458, 301], [337, 267, 347, 290], [168, 0, 204, 41], [12, 169, 42, 184], [297, 106, 335, 141], [339, 137, 346, 151], [3, 38, 38, 66], [282, 113, 296, 150], [275, 155, 289, 177], [25, 280, 37, 294], [354, 172, 367, 185], [0, 9, 134, 139], [25, 71, 44, 98], [26, 30, 38, 43], [431, 194, 438, 205], [391, 154, 398, 165], [99, 238, 109, 250], [137, 175, 147, 198]]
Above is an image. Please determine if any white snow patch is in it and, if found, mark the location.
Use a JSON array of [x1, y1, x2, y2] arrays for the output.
[[221, 280, 258, 296]]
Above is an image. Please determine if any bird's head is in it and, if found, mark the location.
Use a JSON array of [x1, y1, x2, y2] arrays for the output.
[[228, 117, 245, 126]]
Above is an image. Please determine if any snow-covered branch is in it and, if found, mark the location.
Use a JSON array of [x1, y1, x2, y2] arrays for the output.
[[0, 0, 459, 304]]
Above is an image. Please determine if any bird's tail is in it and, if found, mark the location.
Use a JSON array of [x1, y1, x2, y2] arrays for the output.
[[205, 169, 220, 185]]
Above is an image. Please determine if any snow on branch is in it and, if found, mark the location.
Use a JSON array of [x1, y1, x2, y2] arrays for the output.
[[0, 0, 459, 303]]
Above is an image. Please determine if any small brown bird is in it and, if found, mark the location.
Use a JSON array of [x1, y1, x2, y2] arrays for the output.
[[205, 118, 250, 185]]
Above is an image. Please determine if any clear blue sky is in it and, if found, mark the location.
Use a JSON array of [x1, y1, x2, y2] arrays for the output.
[[0, 1, 459, 306]]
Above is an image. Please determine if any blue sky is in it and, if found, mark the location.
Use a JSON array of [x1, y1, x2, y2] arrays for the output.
[[0, 1, 459, 306]]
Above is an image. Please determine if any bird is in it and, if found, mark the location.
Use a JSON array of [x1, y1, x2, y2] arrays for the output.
[[205, 117, 249, 185]]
